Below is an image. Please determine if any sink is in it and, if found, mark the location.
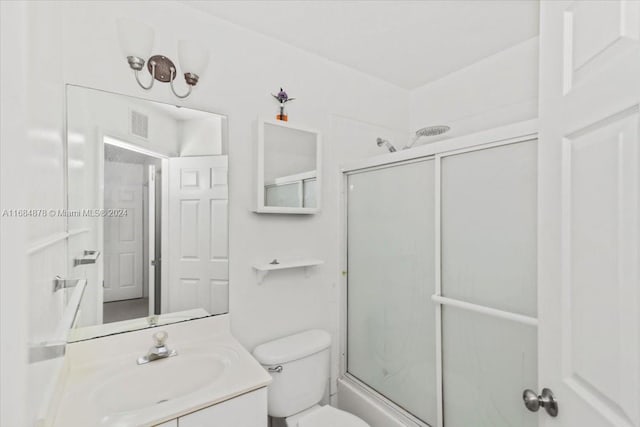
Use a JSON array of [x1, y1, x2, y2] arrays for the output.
[[92, 353, 229, 414], [53, 318, 272, 427]]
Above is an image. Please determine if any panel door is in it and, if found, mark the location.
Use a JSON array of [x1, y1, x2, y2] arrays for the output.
[[103, 161, 144, 302], [167, 156, 229, 314], [538, 1, 640, 426]]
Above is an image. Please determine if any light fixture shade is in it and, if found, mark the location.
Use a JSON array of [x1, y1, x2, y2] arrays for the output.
[[178, 40, 209, 77], [117, 18, 154, 59]]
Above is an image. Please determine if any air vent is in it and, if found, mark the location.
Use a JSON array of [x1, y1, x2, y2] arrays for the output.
[[130, 110, 149, 139]]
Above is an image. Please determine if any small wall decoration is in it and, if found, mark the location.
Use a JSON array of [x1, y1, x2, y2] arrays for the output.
[[271, 87, 295, 121]]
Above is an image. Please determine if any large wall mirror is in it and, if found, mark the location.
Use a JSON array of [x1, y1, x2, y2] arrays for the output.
[[66, 85, 229, 342], [254, 118, 321, 214]]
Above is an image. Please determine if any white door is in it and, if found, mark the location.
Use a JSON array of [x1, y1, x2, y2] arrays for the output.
[[148, 164, 156, 315], [103, 161, 144, 302], [538, 1, 640, 426], [167, 156, 229, 314]]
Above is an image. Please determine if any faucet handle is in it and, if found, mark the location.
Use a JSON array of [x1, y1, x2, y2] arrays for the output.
[[153, 330, 168, 347]]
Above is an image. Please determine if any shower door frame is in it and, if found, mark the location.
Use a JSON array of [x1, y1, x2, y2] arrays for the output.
[[339, 119, 539, 427]]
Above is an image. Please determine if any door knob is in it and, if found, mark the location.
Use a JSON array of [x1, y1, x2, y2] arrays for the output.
[[523, 388, 558, 417]]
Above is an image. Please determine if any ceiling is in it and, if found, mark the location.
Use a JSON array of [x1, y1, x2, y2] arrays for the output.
[[183, 0, 539, 89]]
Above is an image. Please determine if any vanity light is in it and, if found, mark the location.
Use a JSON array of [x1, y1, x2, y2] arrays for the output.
[[117, 19, 209, 99]]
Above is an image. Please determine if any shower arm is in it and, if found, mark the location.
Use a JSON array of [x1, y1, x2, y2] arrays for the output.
[[403, 134, 420, 150], [376, 138, 397, 153]]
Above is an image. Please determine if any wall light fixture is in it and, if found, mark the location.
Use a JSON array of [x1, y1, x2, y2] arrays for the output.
[[117, 19, 209, 99]]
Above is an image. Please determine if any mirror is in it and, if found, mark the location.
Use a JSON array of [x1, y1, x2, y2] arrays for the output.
[[66, 85, 228, 342], [255, 118, 321, 214]]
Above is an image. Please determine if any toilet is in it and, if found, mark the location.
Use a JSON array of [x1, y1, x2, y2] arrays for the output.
[[253, 329, 370, 427]]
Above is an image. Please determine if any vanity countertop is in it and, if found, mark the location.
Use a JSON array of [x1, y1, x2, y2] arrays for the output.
[[51, 315, 271, 427]]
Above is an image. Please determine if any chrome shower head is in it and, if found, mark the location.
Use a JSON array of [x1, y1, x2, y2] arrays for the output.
[[403, 125, 451, 149], [415, 125, 450, 137], [376, 137, 397, 153]]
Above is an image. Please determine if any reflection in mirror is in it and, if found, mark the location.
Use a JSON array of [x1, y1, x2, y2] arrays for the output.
[[66, 85, 228, 342], [258, 120, 320, 213]]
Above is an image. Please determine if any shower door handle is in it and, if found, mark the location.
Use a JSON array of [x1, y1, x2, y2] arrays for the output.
[[523, 388, 558, 417]]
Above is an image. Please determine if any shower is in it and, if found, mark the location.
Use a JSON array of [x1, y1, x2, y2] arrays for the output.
[[376, 137, 397, 152], [404, 125, 450, 149], [376, 125, 450, 152]]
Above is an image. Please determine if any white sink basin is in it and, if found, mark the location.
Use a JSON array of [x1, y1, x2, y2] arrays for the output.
[[93, 353, 229, 415], [53, 318, 272, 427]]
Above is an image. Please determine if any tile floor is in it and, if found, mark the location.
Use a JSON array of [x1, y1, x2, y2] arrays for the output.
[[103, 298, 149, 323]]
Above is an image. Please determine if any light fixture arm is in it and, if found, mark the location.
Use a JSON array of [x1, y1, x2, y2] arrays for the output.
[[169, 68, 193, 99], [135, 68, 154, 90], [132, 59, 156, 90]]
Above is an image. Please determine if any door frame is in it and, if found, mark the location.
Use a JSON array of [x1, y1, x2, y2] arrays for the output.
[[147, 163, 156, 315], [337, 119, 538, 427], [100, 133, 169, 316]]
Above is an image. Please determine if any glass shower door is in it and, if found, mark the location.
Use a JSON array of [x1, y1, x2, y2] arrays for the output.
[[347, 159, 437, 426], [439, 140, 538, 427]]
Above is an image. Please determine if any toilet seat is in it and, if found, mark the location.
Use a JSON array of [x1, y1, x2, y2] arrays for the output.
[[297, 405, 370, 427]]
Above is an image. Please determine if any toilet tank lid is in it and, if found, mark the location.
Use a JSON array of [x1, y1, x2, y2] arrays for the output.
[[253, 329, 331, 365]]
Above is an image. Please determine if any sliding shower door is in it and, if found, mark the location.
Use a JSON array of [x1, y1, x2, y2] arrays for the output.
[[347, 159, 437, 425], [345, 137, 538, 427], [438, 140, 538, 427]]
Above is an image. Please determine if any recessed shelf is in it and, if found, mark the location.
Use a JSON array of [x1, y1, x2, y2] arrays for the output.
[[252, 258, 324, 284]]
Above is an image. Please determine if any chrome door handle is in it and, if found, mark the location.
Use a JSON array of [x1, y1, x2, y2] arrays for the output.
[[523, 388, 558, 417]]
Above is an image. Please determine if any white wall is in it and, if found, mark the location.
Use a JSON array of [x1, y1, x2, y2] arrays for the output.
[[179, 116, 224, 156], [25, 2, 72, 424], [409, 37, 538, 141], [0, 2, 72, 425], [0, 3, 29, 427]]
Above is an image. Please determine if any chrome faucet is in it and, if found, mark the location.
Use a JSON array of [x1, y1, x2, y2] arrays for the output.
[[137, 331, 177, 365]]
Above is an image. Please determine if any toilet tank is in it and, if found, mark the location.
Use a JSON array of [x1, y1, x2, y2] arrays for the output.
[[253, 329, 331, 418]]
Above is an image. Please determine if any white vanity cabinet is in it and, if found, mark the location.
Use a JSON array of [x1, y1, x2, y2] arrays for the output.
[[54, 317, 272, 427], [155, 388, 268, 427]]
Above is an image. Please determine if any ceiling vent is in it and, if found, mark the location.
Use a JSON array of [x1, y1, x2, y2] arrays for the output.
[[130, 110, 149, 139]]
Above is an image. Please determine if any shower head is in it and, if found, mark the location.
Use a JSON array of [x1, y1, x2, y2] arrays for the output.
[[404, 125, 451, 149], [376, 137, 397, 153], [415, 125, 450, 138]]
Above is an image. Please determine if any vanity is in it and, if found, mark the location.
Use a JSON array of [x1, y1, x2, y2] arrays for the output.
[[52, 315, 271, 426], [36, 87, 271, 427]]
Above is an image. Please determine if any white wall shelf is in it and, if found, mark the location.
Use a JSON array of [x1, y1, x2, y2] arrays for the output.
[[252, 258, 324, 284]]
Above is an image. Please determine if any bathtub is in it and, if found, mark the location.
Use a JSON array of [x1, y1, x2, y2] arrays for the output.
[[336, 376, 426, 427]]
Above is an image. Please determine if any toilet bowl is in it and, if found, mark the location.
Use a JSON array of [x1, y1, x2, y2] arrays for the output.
[[252, 329, 370, 427]]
